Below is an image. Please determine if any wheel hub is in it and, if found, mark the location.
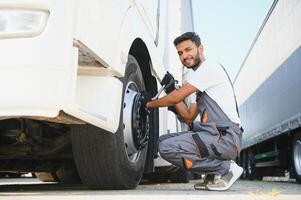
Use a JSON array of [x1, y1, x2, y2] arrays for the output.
[[123, 82, 150, 156], [132, 92, 150, 150]]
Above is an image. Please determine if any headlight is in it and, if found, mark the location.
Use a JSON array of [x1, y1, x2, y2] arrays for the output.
[[0, 8, 49, 39]]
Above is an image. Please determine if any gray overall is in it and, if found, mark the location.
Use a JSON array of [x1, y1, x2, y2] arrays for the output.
[[158, 92, 242, 176]]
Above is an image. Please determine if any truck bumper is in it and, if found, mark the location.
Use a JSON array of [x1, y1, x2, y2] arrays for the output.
[[0, 65, 74, 117], [0, 46, 123, 133]]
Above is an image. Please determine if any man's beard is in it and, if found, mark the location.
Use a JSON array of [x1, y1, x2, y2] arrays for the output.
[[184, 51, 202, 70]]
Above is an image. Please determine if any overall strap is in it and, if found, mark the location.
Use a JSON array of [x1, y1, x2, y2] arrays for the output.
[[219, 63, 240, 118]]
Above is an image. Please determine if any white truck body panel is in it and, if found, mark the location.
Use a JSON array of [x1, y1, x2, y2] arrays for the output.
[[0, 0, 76, 117], [0, 0, 192, 135], [234, 0, 301, 107], [0, 0, 127, 133], [234, 0, 301, 148]]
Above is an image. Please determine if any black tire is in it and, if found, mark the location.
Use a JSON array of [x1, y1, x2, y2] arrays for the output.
[[246, 149, 256, 180], [169, 169, 190, 183], [241, 150, 248, 179], [71, 55, 154, 189], [292, 132, 301, 184], [246, 149, 262, 180]]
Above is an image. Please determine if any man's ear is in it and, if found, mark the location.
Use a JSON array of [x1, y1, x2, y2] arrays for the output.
[[198, 44, 204, 53], [197, 45, 204, 58]]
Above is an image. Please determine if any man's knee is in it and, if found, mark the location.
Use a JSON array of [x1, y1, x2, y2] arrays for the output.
[[158, 133, 171, 143], [158, 140, 182, 166], [158, 140, 167, 155], [158, 140, 174, 159], [158, 135, 165, 143]]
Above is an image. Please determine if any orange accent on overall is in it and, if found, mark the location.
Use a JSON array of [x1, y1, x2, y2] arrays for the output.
[[184, 159, 193, 169], [201, 112, 209, 123]]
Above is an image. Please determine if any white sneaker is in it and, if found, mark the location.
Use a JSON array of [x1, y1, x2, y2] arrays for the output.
[[206, 160, 243, 191]]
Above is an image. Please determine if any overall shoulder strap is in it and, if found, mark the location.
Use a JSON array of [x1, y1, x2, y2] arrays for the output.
[[219, 63, 240, 118]]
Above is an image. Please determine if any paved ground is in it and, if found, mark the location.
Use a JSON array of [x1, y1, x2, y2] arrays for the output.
[[0, 178, 300, 200]]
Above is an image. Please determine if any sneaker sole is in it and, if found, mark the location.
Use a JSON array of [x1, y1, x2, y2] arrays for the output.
[[206, 166, 243, 191], [194, 185, 207, 190]]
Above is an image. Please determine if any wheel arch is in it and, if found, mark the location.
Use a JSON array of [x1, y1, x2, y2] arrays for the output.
[[129, 39, 160, 173], [129, 38, 157, 96]]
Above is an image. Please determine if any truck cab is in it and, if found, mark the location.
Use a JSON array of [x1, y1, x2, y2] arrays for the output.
[[0, 0, 194, 189]]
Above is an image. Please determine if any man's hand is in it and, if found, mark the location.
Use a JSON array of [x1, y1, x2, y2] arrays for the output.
[[140, 91, 152, 107], [161, 72, 177, 94], [161, 71, 174, 85]]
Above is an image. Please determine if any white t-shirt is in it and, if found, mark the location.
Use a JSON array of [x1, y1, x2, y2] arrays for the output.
[[188, 60, 241, 124]]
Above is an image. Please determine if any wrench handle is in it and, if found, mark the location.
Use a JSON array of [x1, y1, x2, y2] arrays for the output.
[[151, 85, 165, 100]]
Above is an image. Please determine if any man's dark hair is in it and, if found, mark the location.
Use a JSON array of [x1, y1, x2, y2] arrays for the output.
[[173, 32, 201, 47]]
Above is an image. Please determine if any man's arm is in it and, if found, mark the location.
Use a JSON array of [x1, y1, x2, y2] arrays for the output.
[[146, 83, 199, 124], [173, 102, 199, 124], [146, 83, 197, 108]]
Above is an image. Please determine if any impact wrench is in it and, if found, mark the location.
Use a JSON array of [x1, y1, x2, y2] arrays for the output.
[[151, 79, 178, 100]]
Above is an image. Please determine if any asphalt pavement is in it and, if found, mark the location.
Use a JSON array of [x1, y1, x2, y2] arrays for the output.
[[0, 177, 300, 200]]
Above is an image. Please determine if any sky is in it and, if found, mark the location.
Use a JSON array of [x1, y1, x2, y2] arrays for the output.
[[192, 0, 274, 80]]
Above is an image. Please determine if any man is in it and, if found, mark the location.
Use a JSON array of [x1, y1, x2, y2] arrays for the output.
[[145, 32, 243, 191]]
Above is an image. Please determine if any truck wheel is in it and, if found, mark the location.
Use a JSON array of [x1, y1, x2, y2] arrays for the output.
[[247, 149, 263, 180], [71, 55, 153, 189], [246, 150, 256, 180], [241, 150, 248, 179], [292, 132, 301, 183]]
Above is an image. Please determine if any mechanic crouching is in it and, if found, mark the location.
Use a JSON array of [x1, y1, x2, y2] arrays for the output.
[[144, 32, 243, 191]]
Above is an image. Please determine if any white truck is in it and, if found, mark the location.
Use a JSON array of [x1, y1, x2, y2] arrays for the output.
[[234, 0, 301, 183], [0, 0, 194, 189]]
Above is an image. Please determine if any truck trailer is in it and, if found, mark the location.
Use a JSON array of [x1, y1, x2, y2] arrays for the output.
[[0, 0, 194, 189], [234, 0, 301, 183]]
